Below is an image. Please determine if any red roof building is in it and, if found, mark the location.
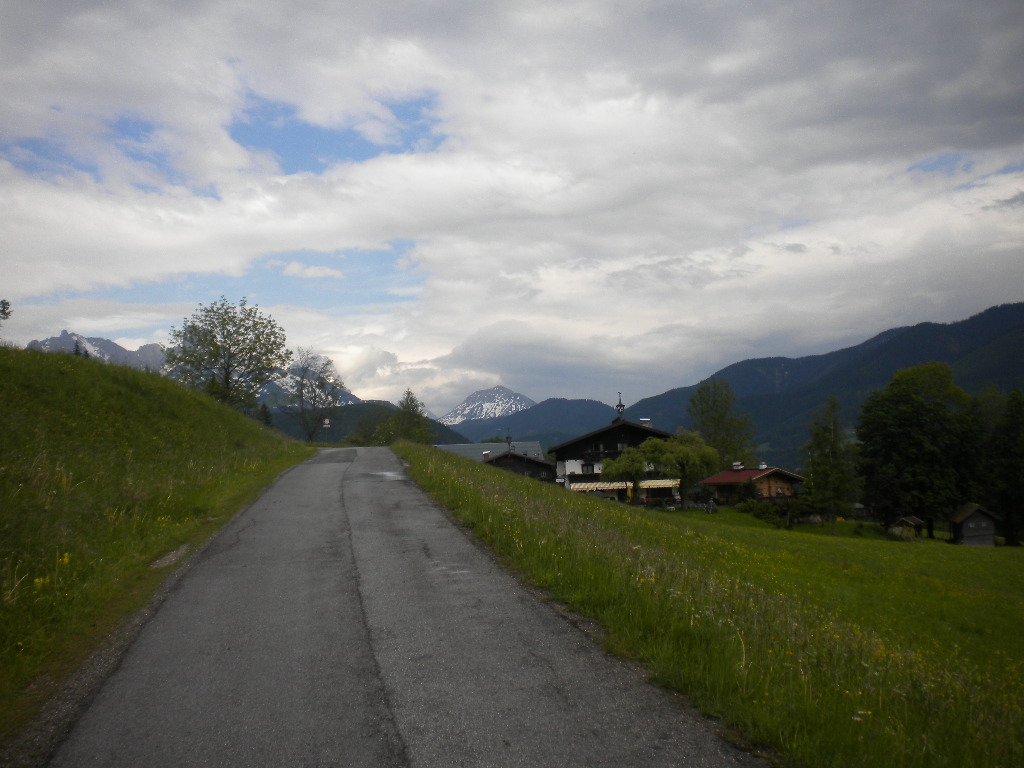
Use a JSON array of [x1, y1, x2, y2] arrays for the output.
[[699, 463, 805, 505]]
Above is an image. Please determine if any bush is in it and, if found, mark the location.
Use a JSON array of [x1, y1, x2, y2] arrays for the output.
[[735, 499, 786, 528]]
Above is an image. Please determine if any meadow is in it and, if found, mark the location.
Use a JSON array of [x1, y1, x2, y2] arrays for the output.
[[0, 347, 313, 743], [395, 442, 1024, 768]]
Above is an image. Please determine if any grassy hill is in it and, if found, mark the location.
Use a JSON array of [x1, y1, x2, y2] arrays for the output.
[[0, 346, 313, 745], [397, 442, 1024, 768]]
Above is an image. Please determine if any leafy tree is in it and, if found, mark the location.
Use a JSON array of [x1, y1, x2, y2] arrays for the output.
[[164, 296, 291, 410], [687, 379, 755, 469], [857, 362, 972, 535], [375, 389, 433, 444], [279, 347, 345, 441], [601, 446, 649, 504], [802, 397, 858, 534], [0, 298, 11, 336], [640, 431, 719, 502], [981, 389, 1024, 545]]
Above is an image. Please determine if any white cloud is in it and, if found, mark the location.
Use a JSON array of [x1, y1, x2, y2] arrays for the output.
[[280, 262, 344, 280], [1, 0, 1022, 415]]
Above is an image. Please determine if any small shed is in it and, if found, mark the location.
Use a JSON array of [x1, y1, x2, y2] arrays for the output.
[[889, 515, 925, 541], [950, 503, 1001, 546]]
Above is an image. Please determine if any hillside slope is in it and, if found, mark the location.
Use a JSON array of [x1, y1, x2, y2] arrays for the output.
[[0, 347, 312, 742]]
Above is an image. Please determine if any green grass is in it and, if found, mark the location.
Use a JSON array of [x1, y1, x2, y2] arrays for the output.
[[0, 347, 314, 743], [395, 442, 1024, 768]]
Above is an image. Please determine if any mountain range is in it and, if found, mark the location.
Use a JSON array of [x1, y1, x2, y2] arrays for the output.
[[443, 302, 1024, 466], [438, 385, 536, 425], [27, 330, 165, 370], [26, 302, 1024, 464]]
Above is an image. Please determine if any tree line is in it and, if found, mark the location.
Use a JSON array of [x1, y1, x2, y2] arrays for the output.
[[619, 365, 1022, 543]]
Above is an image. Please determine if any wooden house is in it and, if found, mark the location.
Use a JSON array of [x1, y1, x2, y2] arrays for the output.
[[483, 450, 557, 482], [699, 463, 805, 505], [950, 503, 1000, 546], [549, 412, 673, 491], [434, 441, 545, 462], [889, 515, 925, 541]]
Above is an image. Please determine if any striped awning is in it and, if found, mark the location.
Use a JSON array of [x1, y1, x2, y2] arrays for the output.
[[569, 479, 679, 492]]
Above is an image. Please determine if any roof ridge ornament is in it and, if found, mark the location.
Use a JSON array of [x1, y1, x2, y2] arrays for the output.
[[615, 392, 625, 417]]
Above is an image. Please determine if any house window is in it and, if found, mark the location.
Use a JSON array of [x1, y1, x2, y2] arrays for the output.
[[582, 463, 594, 475]]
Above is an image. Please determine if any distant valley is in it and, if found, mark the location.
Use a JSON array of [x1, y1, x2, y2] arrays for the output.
[[26, 302, 1024, 465]]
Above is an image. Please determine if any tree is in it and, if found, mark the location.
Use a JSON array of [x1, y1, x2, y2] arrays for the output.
[[600, 446, 649, 504], [0, 298, 11, 334], [640, 431, 719, 503], [279, 347, 346, 441], [374, 389, 433, 444], [857, 362, 972, 535], [258, 402, 273, 427], [687, 379, 755, 469], [981, 389, 1024, 545], [163, 296, 291, 410], [802, 397, 858, 534]]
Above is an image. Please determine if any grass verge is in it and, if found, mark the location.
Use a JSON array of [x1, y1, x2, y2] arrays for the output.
[[395, 442, 1024, 768], [0, 348, 314, 745]]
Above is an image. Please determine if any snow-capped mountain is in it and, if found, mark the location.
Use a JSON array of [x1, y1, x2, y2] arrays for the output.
[[438, 385, 536, 426], [27, 330, 165, 370]]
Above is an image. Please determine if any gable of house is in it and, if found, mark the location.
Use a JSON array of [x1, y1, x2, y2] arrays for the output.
[[550, 419, 671, 462], [549, 418, 674, 482]]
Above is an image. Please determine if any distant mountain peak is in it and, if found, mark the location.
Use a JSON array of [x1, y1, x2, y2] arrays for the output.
[[26, 330, 165, 370], [438, 385, 536, 425]]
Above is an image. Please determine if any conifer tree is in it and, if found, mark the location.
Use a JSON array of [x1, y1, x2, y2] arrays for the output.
[[803, 397, 858, 533], [687, 379, 755, 469]]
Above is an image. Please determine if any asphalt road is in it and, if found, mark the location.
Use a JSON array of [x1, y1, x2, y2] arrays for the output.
[[49, 447, 762, 767]]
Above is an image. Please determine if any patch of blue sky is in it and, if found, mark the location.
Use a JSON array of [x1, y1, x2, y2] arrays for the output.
[[103, 114, 212, 195], [105, 115, 173, 169], [230, 93, 442, 174], [907, 152, 974, 176], [1, 136, 100, 180], [35, 242, 423, 317]]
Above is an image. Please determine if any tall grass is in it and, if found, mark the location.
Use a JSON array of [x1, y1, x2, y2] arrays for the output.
[[0, 348, 313, 740], [396, 442, 1024, 768]]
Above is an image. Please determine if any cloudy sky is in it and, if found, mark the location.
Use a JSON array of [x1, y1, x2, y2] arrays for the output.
[[2, 1, 1022, 415]]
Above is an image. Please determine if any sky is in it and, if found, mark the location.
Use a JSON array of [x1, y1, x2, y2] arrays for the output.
[[2, 0, 1023, 416]]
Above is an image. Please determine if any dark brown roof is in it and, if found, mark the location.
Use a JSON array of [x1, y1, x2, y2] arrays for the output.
[[549, 419, 673, 454], [951, 503, 1001, 524]]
